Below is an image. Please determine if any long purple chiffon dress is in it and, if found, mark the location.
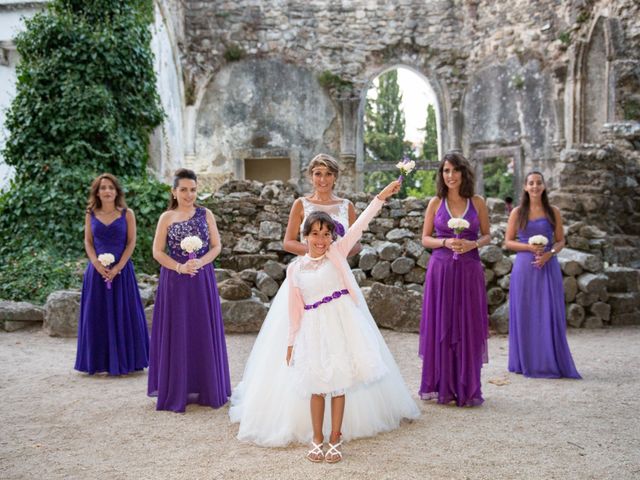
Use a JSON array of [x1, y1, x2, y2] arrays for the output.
[[419, 198, 489, 406], [508, 217, 581, 379], [75, 209, 149, 375], [147, 207, 231, 412]]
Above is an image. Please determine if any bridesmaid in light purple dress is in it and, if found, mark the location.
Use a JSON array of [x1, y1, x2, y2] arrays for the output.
[[147, 168, 231, 412], [505, 171, 581, 379], [419, 152, 491, 407]]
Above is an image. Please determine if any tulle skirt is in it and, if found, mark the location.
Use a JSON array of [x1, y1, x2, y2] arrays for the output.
[[229, 278, 420, 446]]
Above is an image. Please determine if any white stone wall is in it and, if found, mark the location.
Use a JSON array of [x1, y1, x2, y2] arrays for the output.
[[0, 1, 47, 190], [149, 0, 185, 181]]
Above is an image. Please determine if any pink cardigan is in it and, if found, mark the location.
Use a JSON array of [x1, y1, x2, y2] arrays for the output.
[[287, 196, 385, 346]]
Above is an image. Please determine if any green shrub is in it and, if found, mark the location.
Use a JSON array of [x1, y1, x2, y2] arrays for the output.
[[0, 0, 164, 302]]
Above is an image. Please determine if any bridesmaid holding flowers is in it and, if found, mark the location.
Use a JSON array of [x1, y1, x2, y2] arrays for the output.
[[419, 152, 491, 407], [75, 174, 149, 375], [147, 168, 231, 412], [504, 171, 581, 379]]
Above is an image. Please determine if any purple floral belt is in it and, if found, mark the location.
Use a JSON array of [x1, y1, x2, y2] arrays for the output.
[[304, 289, 350, 310]]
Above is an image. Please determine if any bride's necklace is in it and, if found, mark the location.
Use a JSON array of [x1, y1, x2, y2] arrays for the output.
[[305, 253, 326, 261]]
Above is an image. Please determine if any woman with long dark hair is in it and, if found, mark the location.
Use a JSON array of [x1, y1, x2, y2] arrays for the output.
[[147, 168, 231, 412], [75, 173, 149, 375], [504, 171, 581, 378], [419, 152, 491, 406]]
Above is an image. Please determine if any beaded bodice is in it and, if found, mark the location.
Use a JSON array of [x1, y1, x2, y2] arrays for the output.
[[166, 207, 210, 262]]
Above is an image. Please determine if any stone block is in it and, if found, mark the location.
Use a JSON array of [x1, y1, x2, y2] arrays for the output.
[[256, 272, 279, 297], [605, 266, 640, 293], [233, 234, 262, 254], [489, 301, 509, 334], [221, 296, 268, 333], [358, 247, 378, 271], [239, 269, 258, 285], [0, 301, 44, 322], [416, 251, 431, 269], [484, 269, 495, 285], [377, 241, 402, 261], [403, 239, 424, 259], [145, 305, 154, 333], [583, 316, 604, 329], [404, 267, 426, 284], [566, 303, 585, 328], [492, 257, 512, 276], [3, 321, 36, 332], [589, 302, 611, 321], [558, 257, 583, 277], [258, 221, 282, 240], [610, 311, 640, 326], [576, 291, 598, 307], [498, 274, 510, 290], [371, 261, 391, 280], [352, 268, 366, 286], [363, 282, 422, 332], [563, 276, 578, 303], [607, 292, 640, 314], [391, 257, 415, 274], [262, 260, 285, 281], [44, 290, 82, 337], [386, 228, 414, 241], [218, 278, 252, 300], [558, 248, 603, 273], [577, 273, 608, 294], [487, 287, 506, 306], [479, 245, 503, 263], [214, 268, 235, 284]]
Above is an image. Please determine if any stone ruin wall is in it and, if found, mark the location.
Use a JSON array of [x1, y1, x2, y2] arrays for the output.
[[153, 0, 640, 233]]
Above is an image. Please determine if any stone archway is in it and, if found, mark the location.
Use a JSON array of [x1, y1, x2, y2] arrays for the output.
[[354, 64, 447, 191]]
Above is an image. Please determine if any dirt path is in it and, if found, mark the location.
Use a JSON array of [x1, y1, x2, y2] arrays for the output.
[[0, 327, 638, 480]]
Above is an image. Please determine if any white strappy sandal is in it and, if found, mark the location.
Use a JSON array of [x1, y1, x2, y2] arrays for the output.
[[325, 440, 343, 464], [306, 441, 325, 463]]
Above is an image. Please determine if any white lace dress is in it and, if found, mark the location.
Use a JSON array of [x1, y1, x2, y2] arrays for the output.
[[229, 198, 419, 446]]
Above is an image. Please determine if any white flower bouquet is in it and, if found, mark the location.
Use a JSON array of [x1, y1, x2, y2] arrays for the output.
[[396, 157, 416, 182], [528, 235, 549, 246], [447, 217, 470, 260], [180, 236, 203, 259], [97, 253, 115, 289], [180, 235, 203, 277]]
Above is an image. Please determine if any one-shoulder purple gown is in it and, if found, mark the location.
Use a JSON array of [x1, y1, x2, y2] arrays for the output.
[[508, 217, 581, 379], [419, 199, 489, 406], [147, 207, 231, 412], [75, 209, 149, 375]]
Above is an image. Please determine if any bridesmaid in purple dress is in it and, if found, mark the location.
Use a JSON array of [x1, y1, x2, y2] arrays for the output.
[[505, 171, 581, 379], [75, 174, 149, 375], [147, 168, 231, 412], [419, 152, 491, 406]]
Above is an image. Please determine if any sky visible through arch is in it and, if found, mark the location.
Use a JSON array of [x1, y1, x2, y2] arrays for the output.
[[367, 66, 437, 147]]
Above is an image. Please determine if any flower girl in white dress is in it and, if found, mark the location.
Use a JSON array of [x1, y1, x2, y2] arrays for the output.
[[286, 180, 419, 463]]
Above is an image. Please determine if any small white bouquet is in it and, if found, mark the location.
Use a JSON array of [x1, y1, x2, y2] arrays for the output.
[[97, 253, 115, 289], [528, 235, 549, 246], [396, 157, 416, 182], [447, 218, 470, 260], [528, 234, 549, 268], [180, 235, 203, 277], [180, 236, 203, 259]]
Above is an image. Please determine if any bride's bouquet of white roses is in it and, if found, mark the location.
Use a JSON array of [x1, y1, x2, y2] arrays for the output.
[[447, 218, 470, 261], [181, 236, 203, 277], [97, 253, 115, 289]]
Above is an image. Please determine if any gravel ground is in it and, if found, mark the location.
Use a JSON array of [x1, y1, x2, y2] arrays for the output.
[[0, 326, 639, 480]]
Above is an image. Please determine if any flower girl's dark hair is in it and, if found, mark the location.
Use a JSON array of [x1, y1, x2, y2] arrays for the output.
[[86, 173, 126, 213], [168, 168, 199, 210], [302, 211, 338, 241]]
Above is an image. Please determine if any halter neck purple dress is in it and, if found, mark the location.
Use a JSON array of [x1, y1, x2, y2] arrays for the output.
[[419, 198, 489, 406], [508, 217, 581, 379], [75, 208, 149, 375], [147, 207, 231, 412]]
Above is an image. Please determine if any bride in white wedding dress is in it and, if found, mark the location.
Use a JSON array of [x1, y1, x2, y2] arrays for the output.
[[229, 154, 419, 446]]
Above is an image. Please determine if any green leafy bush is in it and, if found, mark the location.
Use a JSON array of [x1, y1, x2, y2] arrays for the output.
[[0, 0, 165, 302]]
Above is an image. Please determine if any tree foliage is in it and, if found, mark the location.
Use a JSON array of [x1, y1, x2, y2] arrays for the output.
[[0, 0, 166, 302]]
